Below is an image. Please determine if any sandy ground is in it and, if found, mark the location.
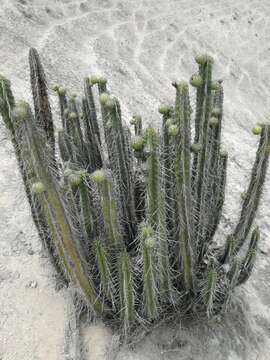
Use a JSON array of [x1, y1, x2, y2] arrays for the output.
[[1, 0, 270, 359]]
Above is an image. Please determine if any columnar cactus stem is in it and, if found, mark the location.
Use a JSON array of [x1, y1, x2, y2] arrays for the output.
[[204, 269, 218, 317], [104, 96, 137, 244], [232, 125, 270, 254], [145, 127, 160, 228], [84, 77, 101, 143], [29, 48, 55, 153], [173, 81, 195, 292], [237, 227, 259, 285], [95, 239, 114, 304], [142, 225, 158, 319], [119, 252, 135, 323], [92, 169, 122, 246]]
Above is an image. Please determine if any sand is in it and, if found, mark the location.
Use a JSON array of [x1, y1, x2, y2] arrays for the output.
[[1, 0, 270, 359]]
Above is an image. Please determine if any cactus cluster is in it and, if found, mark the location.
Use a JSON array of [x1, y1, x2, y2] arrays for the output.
[[1, 49, 269, 330]]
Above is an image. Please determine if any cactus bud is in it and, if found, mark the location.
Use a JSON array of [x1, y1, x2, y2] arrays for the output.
[[91, 169, 106, 184], [52, 84, 59, 92], [195, 54, 213, 65], [210, 81, 221, 91], [97, 76, 107, 85], [158, 104, 172, 115], [165, 118, 174, 128], [241, 192, 247, 200], [68, 172, 82, 187], [32, 182, 46, 194], [172, 80, 188, 92], [58, 86, 66, 95], [211, 107, 221, 117], [142, 225, 154, 239], [145, 236, 155, 248], [252, 126, 262, 135], [191, 143, 202, 153], [99, 92, 110, 105], [69, 112, 78, 120], [168, 124, 178, 136], [132, 136, 145, 151], [89, 75, 99, 85], [190, 74, 203, 88], [209, 117, 219, 126]]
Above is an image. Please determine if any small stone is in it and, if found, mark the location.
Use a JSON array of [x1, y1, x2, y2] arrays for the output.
[[26, 281, 38, 288]]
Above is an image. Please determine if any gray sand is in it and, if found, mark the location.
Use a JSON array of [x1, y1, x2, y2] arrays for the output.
[[1, 0, 270, 359]]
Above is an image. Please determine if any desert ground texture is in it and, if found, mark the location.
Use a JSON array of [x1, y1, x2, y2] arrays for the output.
[[1, 0, 270, 359]]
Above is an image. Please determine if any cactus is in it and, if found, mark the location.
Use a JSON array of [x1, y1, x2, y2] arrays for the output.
[[1, 48, 269, 332]]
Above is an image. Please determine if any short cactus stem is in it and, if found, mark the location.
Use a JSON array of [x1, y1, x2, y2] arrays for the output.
[[92, 169, 122, 246], [195, 54, 213, 66], [95, 239, 114, 303], [142, 225, 158, 319], [130, 115, 142, 136], [204, 269, 218, 317], [119, 253, 135, 323]]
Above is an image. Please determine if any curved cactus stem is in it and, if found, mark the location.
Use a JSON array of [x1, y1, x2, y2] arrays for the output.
[[173, 82, 195, 293], [119, 252, 135, 324], [15, 102, 106, 314], [28, 48, 55, 154], [232, 125, 270, 254], [220, 235, 235, 264], [237, 227, 259, 285]]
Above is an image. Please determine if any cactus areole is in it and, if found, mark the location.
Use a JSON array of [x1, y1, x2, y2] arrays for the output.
[[1, 49, 269, 331]]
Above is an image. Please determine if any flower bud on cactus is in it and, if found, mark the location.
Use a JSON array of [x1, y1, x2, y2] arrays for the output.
[[190, 74, 203, 87], [168, 124, 178, 136], [32, 182, 46, 194], [252, 126, 262, 135]]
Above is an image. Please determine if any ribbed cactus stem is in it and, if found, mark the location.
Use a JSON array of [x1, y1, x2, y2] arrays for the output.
[[104, 96, 136, 243], [53, 85, 67, 129], [95, 239, 114, 304], [84, 77, 101, 143], [237, 227, 259, 285], [28, 48, 55, 153], [204, 269, 217, 317], [142, 225, 157, 319], [119, 253, 135, 323], [92, 169, 122, 246], [173, 81, 194, 292], [145, 127, 160, 228], [14, 102, 105, 314], [233, 125, 270, 254], [75, 171, 94, 241]]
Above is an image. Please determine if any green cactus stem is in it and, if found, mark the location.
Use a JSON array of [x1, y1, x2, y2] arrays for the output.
[[142, 225, 158, 319], [119, 252, 135, 323], [29, 48, 55, 153], [92, 169, 122, 246], [232, 125, 270, 254], [173, 81, 195, 292]]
